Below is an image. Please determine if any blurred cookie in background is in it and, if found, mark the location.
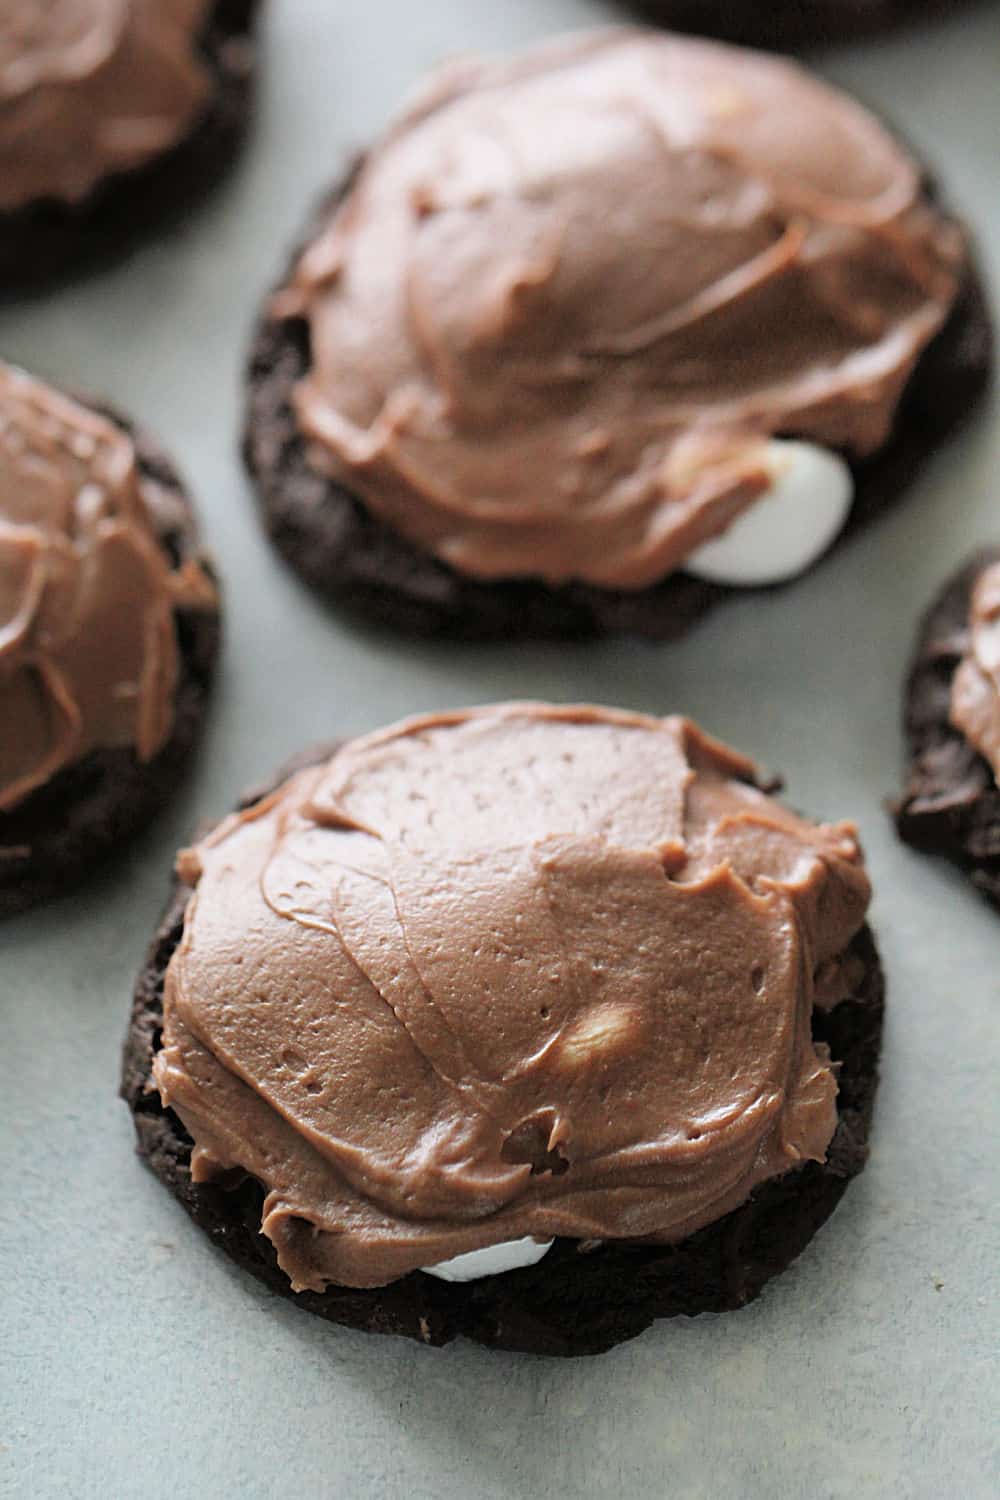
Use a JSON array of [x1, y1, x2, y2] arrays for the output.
[[625, 0, 978, 49], [0, 1, 262, 293], [896, 550, 1000, 912]]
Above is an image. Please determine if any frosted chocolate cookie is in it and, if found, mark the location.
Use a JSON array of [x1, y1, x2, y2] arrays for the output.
[[895, 551, 1000, 910], [0, 363, 220, 917], [0, 1, 261, 293], [123, 704, 884, 1355], [244, 29, 991, 640], [625, 0, 977, 49]]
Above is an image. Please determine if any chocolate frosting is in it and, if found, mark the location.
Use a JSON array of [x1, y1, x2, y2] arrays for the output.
[[154, 704, 871, 1291], [276, 29, 965, 592], [0, 0, 211, 212], [951, 561, 1000, 780], [0, 363, 216, 813]]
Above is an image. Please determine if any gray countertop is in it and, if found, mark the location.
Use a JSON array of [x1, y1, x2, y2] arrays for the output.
[[2, 3, 999, 1497]]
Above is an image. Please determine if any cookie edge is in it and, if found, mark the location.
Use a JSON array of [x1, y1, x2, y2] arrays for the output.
[[894, 547, 1000, 910]]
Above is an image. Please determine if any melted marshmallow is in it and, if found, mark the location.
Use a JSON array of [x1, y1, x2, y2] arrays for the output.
[[684, 441, 854, 587], [421, 1237, 555, 1282]]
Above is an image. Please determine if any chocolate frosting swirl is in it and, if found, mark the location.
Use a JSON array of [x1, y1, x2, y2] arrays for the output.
[[0, 0, 211, 212], [276, 29, 965, 592], [951, 561, 1000, 780], [154, 704, 871, 1291], [0, 363, 216, 813]]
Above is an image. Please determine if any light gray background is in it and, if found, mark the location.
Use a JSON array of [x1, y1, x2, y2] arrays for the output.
[[2, 3, 998, 1497]]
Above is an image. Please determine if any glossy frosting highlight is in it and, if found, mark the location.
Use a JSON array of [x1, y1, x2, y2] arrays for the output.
[[154, 704, 871, 1291], [277, 29, 965, 592], [0, 363, 216, 812], [0, 0, 211, 212]]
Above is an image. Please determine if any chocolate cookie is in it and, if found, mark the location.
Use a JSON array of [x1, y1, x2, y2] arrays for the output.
[[242, 29, 995, 639], [245, 194, 989, 643], [0, 1, 261, 296], [625, 0, 976, 49], [895, 550, 1000, 910], [0, 381, 220, 918], [122, 720, 884, 1357]]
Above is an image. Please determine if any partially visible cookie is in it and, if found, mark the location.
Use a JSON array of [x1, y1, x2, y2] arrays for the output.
[[895, 550, 1000, 910], [625, 0, 976, 48], [0, 364, 220, 918], [243, 30, 992, 641], [123, 707, 884, 1356], [0, 1, 261, 295]]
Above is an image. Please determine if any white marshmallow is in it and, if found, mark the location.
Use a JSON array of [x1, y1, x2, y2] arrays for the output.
[[683, 440, 854, 587], [421, 1236, 554, 1282]]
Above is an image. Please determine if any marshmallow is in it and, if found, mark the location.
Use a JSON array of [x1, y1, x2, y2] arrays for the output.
[[684, 440, 854, 587], [421, 1236, 555, 1282]]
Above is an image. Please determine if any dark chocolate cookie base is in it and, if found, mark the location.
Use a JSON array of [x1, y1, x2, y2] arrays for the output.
[[0, 0, 260, 296], [0, 410, 220, 919], [894, 549, 1000, 910], [122, 747, 884, 1357], [243, 173, 992, 641], [625, 0, 979, 49]]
